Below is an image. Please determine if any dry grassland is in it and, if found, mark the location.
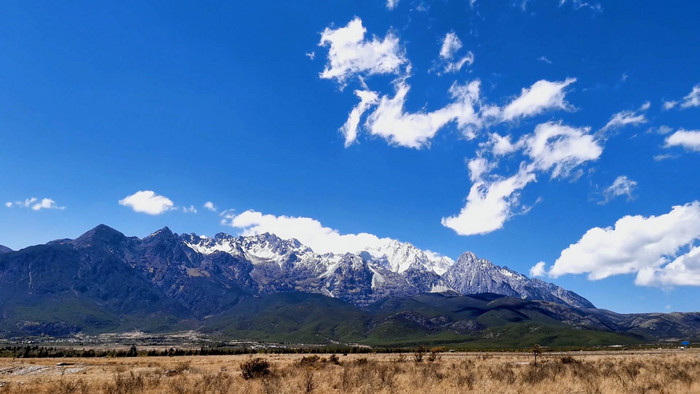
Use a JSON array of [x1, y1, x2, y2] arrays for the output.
[[0, 349, 698, 393]]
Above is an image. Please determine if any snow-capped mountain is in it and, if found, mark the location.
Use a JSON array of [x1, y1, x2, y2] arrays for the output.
[[7, 225, 700, 342], [179, 228, 592, 308], [0, 225, 593, 321], [443, 252, 594, 309]]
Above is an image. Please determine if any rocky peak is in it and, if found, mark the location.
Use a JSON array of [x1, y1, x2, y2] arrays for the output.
[[72, 224, 127, 248]]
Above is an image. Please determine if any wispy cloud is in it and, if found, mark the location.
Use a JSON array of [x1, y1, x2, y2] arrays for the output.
[[600, 102, 649, 133], [182, 205, 198, 214], [436, 32, 474, 74], [5, 197, 65, 211], [663, 84, 700, 110], [203, 201, 217, 212], [599, 175, 637, 204]]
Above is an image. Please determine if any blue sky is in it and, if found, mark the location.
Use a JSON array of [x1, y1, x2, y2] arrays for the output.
[[1, 1, 699, 313]]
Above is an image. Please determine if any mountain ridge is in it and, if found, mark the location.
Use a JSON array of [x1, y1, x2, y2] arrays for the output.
[[1, 224, 697, 344]]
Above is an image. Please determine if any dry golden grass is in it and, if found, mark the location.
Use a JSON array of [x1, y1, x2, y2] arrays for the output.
[[0, 349, 698, 393]]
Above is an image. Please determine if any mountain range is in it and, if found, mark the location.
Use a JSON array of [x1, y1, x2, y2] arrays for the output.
[[0, 225, 697, 346]]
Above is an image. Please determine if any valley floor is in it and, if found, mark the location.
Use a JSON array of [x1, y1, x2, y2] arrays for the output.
[[0, 349, 698, 393]]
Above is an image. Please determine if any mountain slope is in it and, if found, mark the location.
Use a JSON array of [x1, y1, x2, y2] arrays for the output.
[[0, 226, 194, 336], [199, 292, 677, 347], [0, 245, 12, 254]]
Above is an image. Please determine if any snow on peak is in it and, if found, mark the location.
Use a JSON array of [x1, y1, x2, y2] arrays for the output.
[[362, 239, 454, 275], [183, 229, 454, 275]]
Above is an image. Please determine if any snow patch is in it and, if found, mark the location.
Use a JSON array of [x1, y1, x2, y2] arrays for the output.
[[430, 284, 452, 293]]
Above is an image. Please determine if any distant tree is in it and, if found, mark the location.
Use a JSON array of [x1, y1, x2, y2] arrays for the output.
[[127, 345, 138, 357], [532, 344, 542, 365]]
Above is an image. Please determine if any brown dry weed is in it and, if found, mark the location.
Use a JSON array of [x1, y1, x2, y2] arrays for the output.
[[0, 349, 698, 393]]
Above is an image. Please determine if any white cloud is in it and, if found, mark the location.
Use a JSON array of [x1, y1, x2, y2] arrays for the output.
[[364, 80, 481, 148], [182, 205, 198, 214], [316, 23, 595, 238], [600, 102, 648, 132], [523, 122, 602, 178], [443, 53, 474, 74], [219, 209, 236, 226], [204, 201, 217, 212], [487, 133, 522, 156], [664, 129, 700, 152], [600, 175, 637, 204], [648, 246, 700, 286], [530, 261, 546, 277], [386, 0, 399, 10], [559, 0, 603, 12], [547, 202, 700, 286], [443, 120, 601, 236], [223, 209, 393, 254], [31, 198, 64, 211], [440, 32, 462, 60], [119, 190, 174, 215], [17, 198, 37, 208], [318, 17, 407, 85], [435, 32, 474, 74], [6, 197, 64, 211], [538, 56, 552, 64], [500, 78, 576, 121], [441, 165, 536, 236], [655, 125, 673, 135], [663, 100, 678, 110], [340, 89, 379, 146], [680, 85, 700, 109], [663, 85, 700, 110], [319, 21, 578, 149], [466, 157, 493, 182], [653, 153, 677, 161]]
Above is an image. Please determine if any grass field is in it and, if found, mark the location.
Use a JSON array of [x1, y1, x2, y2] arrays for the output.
[[0, 349, 698, 393]]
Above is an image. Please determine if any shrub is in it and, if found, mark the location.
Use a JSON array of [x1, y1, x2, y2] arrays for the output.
[[414, 346, 427, 363], [354, 357, 369, 366], [298, 355, 321, 368], [561, 356, 580, 364], [427, 348, 443, 362], [241, 357, 272, 379]]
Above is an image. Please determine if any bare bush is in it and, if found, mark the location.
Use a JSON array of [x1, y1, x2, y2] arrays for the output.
[[240, 357, 272, 380]]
